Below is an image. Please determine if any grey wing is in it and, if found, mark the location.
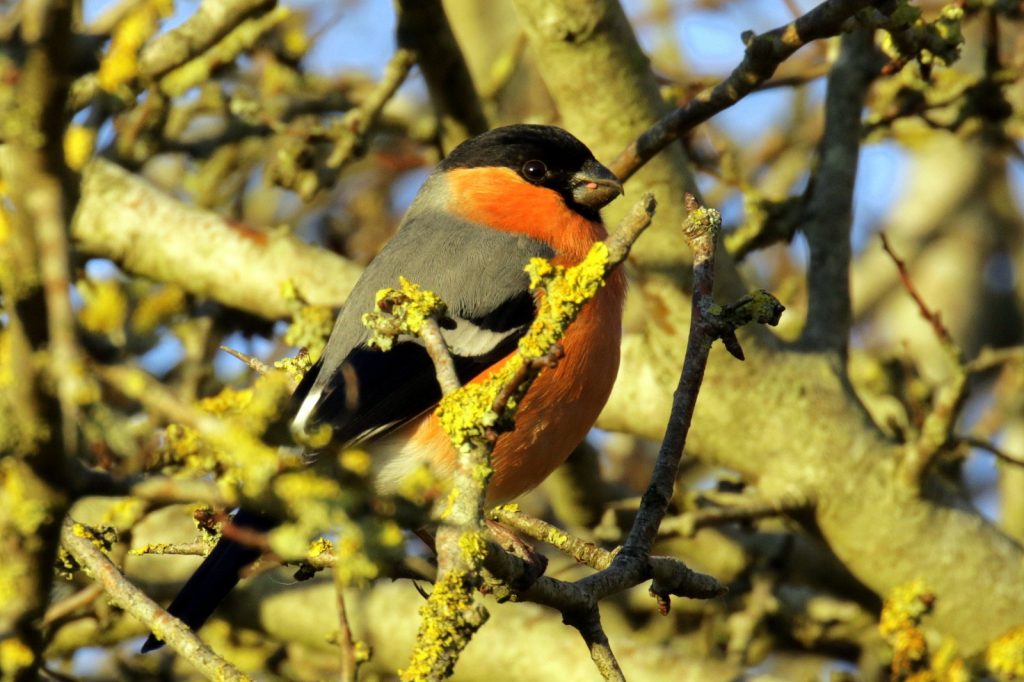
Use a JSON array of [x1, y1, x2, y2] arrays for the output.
[[291, 205, 552, 445]]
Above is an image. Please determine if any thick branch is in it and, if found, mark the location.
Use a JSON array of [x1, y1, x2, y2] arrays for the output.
[[73, 159, 362, 318], [799, 27, 881, 352], [396, 0, 488, 152]]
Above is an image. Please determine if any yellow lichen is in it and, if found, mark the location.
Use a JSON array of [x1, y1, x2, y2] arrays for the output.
[[363, 276, 447, 352], [400, 570, 482, 682], [63, 125, 96, 171], [394, 463, 441, 506], [198, 387, 254, 416], [77, 279, 128, 342], [283, 304, 334, 361], [98, 0, 171, 93], [0, 637, 34, 676], [100, 498, 147, 530], [130, 284, 186, 334], [273, 350, 317, 385], [880, 579, 957, 680], [308, 537, 334, 558], [0, 458, 55, 536], [520, 242, 609, 359], [987, 624, 1024, 678], [458, 529, 488, 565], [0, 561, 27, 607], [377, 520, 404, 548], [339, 449, 372, 477], [435, 376, 505, 448]]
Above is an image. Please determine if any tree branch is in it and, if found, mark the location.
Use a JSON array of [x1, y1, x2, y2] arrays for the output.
[[610, 0, 875, 183], [138, 0, 275, 80], [73, 159, 363, 318], [60, 519, 249, 681], [621, 195, 782, 561], [396, 0, 488, 152], [799, 27, 881, 352]]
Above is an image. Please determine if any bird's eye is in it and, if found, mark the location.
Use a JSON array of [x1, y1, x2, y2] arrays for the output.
[[522, 160, 547, 182]]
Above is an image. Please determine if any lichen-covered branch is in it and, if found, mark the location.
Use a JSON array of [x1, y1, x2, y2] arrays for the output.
[[392, 194, 656, 680], [326, 48, 417, 170], [60, 519, 249, 681], [137, 0, 275, 80], [73, 159, 363, 318], [158, 6, 292, 97], [0, 4, 82, 677]]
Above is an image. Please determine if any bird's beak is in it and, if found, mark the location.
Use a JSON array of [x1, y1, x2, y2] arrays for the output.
[[571, 159, 624, 210]]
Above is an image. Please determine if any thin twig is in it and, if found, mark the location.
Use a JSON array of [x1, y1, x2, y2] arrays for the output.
[[611, 0, 874, 182], [41, 584, 104, 627], [880, 233, 971, 485], [130, 541, 211, 557], [959, 436, 1024, 467], [418, 317, 462, 396], [879, 233, 958, 356], [620, 195, 722, 559], [965, 346, 1024, 374], [138, 0, 275, 79], [326, 48, 417, 169], [564, 607, 626, 682], [658, 492, 811, 538], [333, 578, 360, 682], [219, 345, 270, 374], [489, 506, 610, 569], [60, 519, 249, 681]]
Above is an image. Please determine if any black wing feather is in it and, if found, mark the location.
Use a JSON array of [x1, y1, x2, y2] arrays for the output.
[[292, 290, 534, 445]]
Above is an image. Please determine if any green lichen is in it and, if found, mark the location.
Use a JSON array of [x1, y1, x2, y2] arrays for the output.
[[283, 304, 334, 361]]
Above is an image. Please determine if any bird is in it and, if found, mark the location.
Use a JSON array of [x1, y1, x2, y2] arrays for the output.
[[142, 124, 626, 652]]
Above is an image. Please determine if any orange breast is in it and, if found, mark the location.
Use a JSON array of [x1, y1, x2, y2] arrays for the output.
[[370, 169, 626, 502], [386, 269, 624, 502]]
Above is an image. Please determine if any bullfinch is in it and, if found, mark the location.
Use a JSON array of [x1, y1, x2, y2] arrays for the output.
[[142, 124, 625, 652]]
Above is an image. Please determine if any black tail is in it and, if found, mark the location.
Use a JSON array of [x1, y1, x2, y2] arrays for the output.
[[141, 509, 276, 653]]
